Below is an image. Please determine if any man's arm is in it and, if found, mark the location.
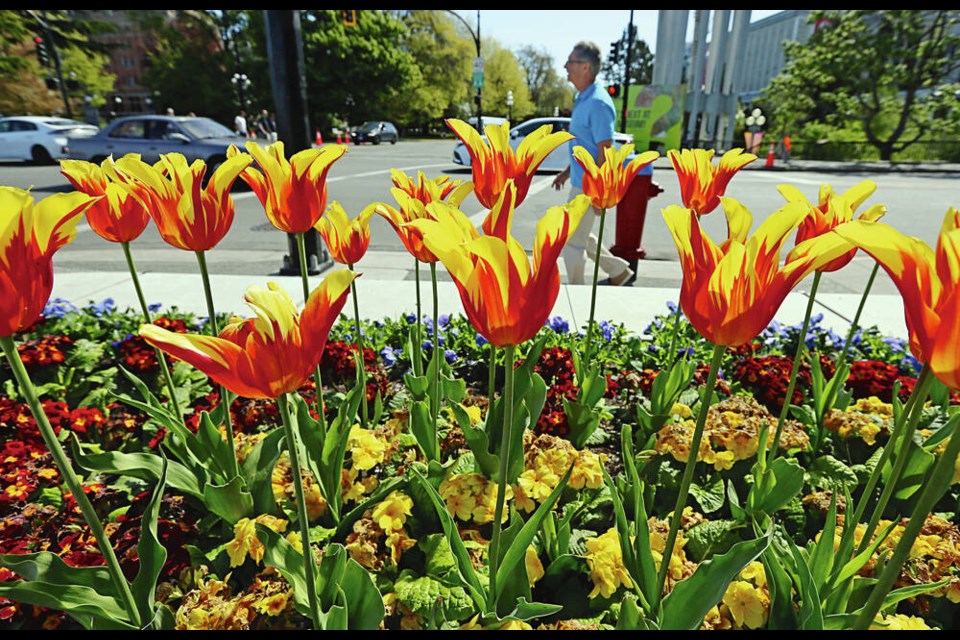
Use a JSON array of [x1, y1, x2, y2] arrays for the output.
[[596, 138, 613, 167]]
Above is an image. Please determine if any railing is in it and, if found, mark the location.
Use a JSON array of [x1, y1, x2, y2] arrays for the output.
[[787, 140, 960, 163], [679, 138, 960, 163]]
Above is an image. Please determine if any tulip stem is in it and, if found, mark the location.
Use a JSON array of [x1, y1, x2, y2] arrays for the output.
[[855, 365, 934, 554], [1, 336, 142, 628], [488, 343, 497, 400], [769, 271, 821, 464], [666, 301, 686, 366], [277, 392, 323, 629], [296, 232, 328, 433], [488, 343, 517, 609], [853, 411, 960, 630], [430, 262, 441, 446], [120, 240, 184, 427], [413, 259, 423, 377], [348, 264, 368, 429], [813, 262, 880, 454], [196, 250, 240, 479], [654, 341, 725, 606], [581, 207, 607, 384]]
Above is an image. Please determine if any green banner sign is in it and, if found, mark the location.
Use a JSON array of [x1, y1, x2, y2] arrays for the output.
[[620, 83, 686, 153]]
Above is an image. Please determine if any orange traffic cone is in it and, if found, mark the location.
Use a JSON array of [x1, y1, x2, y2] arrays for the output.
[[765, 142, 775, 168], [336, 131, 342, 144], [344, 129, 350, 143], [315, 129, 323, 146]]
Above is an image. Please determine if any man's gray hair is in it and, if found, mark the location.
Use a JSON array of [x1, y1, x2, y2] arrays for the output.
[[573, 40, 602, 77]]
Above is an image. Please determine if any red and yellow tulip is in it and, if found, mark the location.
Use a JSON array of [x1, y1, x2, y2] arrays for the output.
[[573, 145, 658, 210], [780, 179, 886, 272], [60, 157, 151, 243], [229, 140, 347, 233], [114, 151, 252, 252], [375, 190, 441, 264], [140, 270, 357, 399], [446, 118, 573, 209], [668, 148, 756, 215], [832, 208, 960, 388], [315, 201, 376, 265], [0, 186, 99, 337], [662, 197, 852, 347], [389, 169, 472, 207], [407, 181, 591, 347]]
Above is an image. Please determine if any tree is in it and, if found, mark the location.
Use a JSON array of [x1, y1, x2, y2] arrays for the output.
[[480, 45, 534, 124], [602, 25, 653, 88], [763, 10, 960, 160], [139, 11, 235, 124], [395, 10, 473, 134], [515, 45, 574, 118], [300, 10, 419, 133]]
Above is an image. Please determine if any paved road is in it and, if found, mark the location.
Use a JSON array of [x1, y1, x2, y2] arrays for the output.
[[3, 140, 958, 296]]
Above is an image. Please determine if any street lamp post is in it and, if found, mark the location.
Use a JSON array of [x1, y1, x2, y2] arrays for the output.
[[743, 107, 765, 154], [445, 11, 482, 130], [231, 72, 251, 111], [506, 90, 513, 123]]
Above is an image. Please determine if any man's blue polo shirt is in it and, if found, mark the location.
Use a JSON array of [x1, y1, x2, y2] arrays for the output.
[[568, 81, 616, 189]]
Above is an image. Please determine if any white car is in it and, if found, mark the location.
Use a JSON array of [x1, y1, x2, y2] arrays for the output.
[[0, 115, 99, 165], [451, 116, 634, 172]]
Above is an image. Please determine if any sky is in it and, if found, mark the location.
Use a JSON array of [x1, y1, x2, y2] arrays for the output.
[[450, 10, 784, 78]]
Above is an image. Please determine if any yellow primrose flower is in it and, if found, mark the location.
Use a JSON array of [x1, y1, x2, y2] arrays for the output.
[[348, 425, 388, 470], [570, 451, 604, 490], [445, 491, 477, 522], [870, 613, 933, 630], [372, 490, 414, 534], [584, 528, 634, 599], [711, 449, 737, 471], [473, 482, 512, 525], [511, 483, 537, 514], [285, 530, 302, 554], [740, 561, 767, 589], [671, 403, 693, 419], [517, 466, 559, 503], [722, 580, 768, 629]]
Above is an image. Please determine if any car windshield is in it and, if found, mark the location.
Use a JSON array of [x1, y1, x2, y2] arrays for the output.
[[179, 118, 236, 140], [358, 122, 381, 132]]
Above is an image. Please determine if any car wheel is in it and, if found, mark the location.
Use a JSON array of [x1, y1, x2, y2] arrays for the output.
[[203, 155, 227, 187], [390, 136, 397, 145], [91, 155, 108, 165], [373, 135, 381, 145], [31, 145, 53, 165]]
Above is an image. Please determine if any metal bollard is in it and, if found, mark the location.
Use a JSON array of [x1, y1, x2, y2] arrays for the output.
[[611, 168, 664, 284]]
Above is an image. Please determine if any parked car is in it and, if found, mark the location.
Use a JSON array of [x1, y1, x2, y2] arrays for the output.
[[351, 121, 399, 145], [451, 117, 634, 172], [0, 115, 99, 165], [67, 115, 248, 171]]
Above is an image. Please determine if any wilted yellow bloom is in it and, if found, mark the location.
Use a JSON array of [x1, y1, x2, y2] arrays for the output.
[[224, 514, 288, 567], [525, 545, 545, 587]]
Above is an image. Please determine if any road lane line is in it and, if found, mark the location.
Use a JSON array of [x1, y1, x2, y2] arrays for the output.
[[468, 175, 556, 226]]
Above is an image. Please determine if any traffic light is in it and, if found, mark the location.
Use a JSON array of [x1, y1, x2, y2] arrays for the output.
[[608, 40, 621, 66], [341, 10, 357, 27], [34, 35, 50, 67], [608, 84, 620, 99]]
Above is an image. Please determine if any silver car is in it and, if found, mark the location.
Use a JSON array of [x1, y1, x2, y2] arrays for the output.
[[0, 115, 99, 165], [67, 115, 248, 169], [451, 117, 634, 172]]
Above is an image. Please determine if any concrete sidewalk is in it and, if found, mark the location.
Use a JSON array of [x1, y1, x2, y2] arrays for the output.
[[49, 259, 909, 343]]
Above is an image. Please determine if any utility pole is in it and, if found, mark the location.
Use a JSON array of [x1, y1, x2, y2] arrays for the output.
[[446, 11, 482, 129], [619, 10, 635, 134], [264, 10, 331, 276], [35, 10, 72, 118]]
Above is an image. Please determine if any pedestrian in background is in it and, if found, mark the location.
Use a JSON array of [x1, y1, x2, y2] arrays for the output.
[[234, 110, 248, 138], [256, 109, 276, 142], [551, 40, 634, 287]]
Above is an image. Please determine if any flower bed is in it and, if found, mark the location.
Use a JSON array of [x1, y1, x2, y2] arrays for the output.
[[1, 125, 959, 630]]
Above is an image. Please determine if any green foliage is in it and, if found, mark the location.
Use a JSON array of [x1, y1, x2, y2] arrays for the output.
[[763, 10, 960, 161]]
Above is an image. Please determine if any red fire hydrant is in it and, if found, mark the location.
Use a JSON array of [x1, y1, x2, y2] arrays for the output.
[[611, 165, 664, 283]]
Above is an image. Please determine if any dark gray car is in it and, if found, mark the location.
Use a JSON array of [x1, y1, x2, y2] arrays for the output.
[[66, 115, 248, 169]]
